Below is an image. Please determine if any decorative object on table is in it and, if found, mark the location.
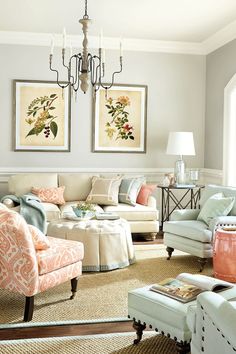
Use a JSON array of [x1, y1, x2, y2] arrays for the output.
[[189, 168, 200, 184], [166, 132, 195, 184], [92, 84, 147, 153], [13, 80, 71, 152], [72, 201, 96, 220], [49, 0, 123, 95]]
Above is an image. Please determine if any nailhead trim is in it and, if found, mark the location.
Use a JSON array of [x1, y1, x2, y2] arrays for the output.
[[200, 305, 236, 352]]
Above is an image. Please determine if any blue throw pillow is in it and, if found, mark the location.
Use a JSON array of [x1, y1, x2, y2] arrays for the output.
[[119, 177, 145, 206]]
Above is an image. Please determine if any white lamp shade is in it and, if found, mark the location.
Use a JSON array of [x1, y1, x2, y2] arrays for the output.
[[166, 132, 195, 156]]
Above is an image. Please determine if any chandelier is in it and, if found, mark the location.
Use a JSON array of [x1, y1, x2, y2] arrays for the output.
[[49, 0, 123, 95]]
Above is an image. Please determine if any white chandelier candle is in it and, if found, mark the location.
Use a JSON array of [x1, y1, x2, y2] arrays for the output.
[[49, 0, 123, 95]]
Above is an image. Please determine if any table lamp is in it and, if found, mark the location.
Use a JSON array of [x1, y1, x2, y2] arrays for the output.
[[166, 131, 195, 184]]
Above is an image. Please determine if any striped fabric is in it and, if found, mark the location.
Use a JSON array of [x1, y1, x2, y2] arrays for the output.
[[119, 177, 145, 205]]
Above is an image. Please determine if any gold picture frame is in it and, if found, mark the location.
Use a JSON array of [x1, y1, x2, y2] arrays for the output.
[[13, 80, 71, 152], [92, 84, 147, 153]]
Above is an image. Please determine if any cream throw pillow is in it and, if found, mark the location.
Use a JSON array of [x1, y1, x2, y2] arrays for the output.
[[86, 176, 122, 206], [197, 192, 235, 225]]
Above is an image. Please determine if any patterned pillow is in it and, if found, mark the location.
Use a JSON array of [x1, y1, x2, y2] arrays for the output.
[[32, 186, 65, 205], [86, 176, 122, 206], [136, 184, 156, 206], [28, 224, 50, 250], [119, 177, 145, 205]]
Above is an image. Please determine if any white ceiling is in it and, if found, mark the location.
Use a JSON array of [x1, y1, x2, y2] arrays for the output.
[[1, 0, 236, 43]]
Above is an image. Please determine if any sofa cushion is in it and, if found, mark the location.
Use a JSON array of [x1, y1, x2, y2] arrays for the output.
[[103, 203, 158, 221], [37, 236, 84, 275], [118, 177, 145, 206], [42, 202, 61, 221], [86, 176, 122, 206], [197, 193, 235, 225], [32, 186, 65, 205], [8, 173, 58, 196], [60, 201, 104, 216], [58, 173, 99, 202], [163, 220, 212, 242]]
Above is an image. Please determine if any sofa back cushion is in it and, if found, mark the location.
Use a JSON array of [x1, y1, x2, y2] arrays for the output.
[[8, 173, 58, 196], [58, 173, 99, 202], [200, 185, 236, 216]]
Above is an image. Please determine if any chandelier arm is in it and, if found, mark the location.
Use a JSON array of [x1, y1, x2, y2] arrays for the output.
[[100, 57, 123, 90], [69, 54, 80, 86], [49, 54, 70, 89]]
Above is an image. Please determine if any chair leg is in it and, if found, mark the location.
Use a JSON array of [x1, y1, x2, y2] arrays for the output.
[[23, 296, 34, 322], [133, 320, 146, 344], [176, 341, 191, 354], [166, 246, 174, 260], [198, 258, 208, 272], [70, 277, 79, 300]]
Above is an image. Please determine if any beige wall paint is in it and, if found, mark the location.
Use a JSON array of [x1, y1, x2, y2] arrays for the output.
[[0, 44, 205, 169], [205, 39, 236, 169]]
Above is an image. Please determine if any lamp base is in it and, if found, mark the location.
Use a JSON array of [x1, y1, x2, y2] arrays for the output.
[[175, 159, 185, 184]]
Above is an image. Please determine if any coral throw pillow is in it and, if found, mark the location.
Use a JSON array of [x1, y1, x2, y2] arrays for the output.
[[136, 184, 156, 206], [28, 224, 50, 250], [32, 186, 65, 205]]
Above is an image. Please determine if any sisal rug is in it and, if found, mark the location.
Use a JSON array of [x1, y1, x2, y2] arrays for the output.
[[0, 332, 180, 354], [0, 244, 212, 325]]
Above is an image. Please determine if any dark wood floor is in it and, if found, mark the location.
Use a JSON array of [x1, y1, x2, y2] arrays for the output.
[[0, 237, 163, 341]]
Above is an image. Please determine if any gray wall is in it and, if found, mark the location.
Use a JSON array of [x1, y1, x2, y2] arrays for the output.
[[205, 39, 236, 169], [0, 44, 205, 169]]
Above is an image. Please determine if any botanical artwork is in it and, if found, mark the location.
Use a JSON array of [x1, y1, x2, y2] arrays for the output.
[[14, 80, 71, 151], [93, 84, 147, 153]]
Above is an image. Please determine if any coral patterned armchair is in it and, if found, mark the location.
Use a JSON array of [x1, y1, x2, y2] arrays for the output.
[[0, 203, 84, 321]]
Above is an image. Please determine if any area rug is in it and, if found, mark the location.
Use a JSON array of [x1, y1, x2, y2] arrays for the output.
[[0, 332, 179, 354], [0, 245, 212, 324]]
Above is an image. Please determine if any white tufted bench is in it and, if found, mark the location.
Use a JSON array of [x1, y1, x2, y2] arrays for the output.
[[47, 218, 135, 272], [128, 283, 236, 353]]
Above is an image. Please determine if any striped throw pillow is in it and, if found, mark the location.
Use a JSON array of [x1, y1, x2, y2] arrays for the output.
[[119, 177, 145, 205]]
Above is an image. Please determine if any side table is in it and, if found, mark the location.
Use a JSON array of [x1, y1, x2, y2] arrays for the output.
[[157, 184, 204, 230]]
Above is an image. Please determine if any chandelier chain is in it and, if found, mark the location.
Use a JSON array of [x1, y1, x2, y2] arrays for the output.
[[84, 0, 88, 18]]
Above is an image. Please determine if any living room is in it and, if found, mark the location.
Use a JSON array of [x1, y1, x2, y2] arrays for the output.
[[0, 0, 236, 353]]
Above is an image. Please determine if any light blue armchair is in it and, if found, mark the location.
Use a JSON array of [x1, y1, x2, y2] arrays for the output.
[[188, 291, 236, 354], [163, 184, 236, 271]]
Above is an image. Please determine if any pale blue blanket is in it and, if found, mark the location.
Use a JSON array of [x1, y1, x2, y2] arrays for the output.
[[1, 194, 46, 233]]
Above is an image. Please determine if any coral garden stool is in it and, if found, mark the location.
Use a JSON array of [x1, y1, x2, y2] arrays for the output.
[[213, 229, 236, 282], [128, 283, 236, 354]]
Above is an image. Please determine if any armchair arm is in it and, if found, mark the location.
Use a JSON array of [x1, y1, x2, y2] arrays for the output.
[[196, 292, 236, 349], [209, 215, 236, 232], [170, 209, 200, 221]]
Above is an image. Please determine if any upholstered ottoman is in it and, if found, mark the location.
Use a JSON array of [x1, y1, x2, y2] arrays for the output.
[[47, 218, 135, 272], [128, 284, 236, 354]]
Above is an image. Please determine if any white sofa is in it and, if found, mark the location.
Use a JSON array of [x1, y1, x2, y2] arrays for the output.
[[6, 173, 159, 235]]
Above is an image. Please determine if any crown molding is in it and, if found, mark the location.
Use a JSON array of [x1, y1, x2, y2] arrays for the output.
[[1, 23, 236, 55], [0, 31, 204, 55], [202, 20, 236, 55]]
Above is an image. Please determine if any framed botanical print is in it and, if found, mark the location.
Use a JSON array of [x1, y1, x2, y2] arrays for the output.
[[13, 80, 71, 151], [92, 84, 147, 153]]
